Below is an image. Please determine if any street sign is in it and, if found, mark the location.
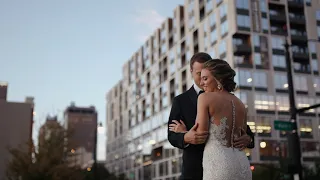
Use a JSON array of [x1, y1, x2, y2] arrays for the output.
[[274, 120, 293, 131]]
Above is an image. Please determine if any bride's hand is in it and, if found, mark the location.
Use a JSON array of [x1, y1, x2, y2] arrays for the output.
[[169, 120, 187, 133]]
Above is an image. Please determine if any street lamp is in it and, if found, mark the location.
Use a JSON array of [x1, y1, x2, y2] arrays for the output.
[[284, 36, 320, 180], [260, 141, 267, 149]]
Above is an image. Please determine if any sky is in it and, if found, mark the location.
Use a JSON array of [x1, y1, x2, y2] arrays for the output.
[[0, 0, 183, 161]]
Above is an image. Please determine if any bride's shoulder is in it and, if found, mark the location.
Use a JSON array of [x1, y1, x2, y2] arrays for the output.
[[198, 92, 221, 101]]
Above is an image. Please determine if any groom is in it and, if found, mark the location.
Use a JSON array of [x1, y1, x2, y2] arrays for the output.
[[167, 52, 255, 180]]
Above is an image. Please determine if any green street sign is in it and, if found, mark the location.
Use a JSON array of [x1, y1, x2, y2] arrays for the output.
[[274, 120, 293, 131]]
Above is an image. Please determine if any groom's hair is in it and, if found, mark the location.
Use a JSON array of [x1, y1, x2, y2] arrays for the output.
[[190, 52, 212, 70]]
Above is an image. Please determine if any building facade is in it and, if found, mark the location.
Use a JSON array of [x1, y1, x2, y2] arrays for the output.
[[0, 82, 34, 180], [64, 103, 98, 169], [106, 0, 320, 179]]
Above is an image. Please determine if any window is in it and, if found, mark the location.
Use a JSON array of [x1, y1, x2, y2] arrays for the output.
[[253, 34, 260, 47], [274, 73, 288, 90], [254, 53, 262, 65], [260, 0, 267, 13], [210, 12, 216, 27], [314, 77, 320, 92], [317, 26, 320, 38], [216, 0, 222, 5], [294, 76, 308, 91], [220, 20, 228, 36], [253, 71, 267, 88], [237, 15, 251, 28], [255, 116, 272, 137], [299, 119, 313, 138], [186, 51, 192, 61], [296, 96, 315, 113], [209, 47, 216, 59], [255, 93, 275, 110], [219, 3, 227, 18], [219, 40, 226, 56], [161, 30, 166, 42], [276, 95, 289, 111], [272, 55, 286, 68], [170, 60, 176, 74], [316, 10, 320, 21], [236, 0, 249, 9], [309, 42, 316, 54], [203, 21, 207, 35], [238, 70, 252, 86], [177, 44, 181, 55], [189, 16, 195, 29], [153, 37, 157, 49], [312, 59, 319, 72], [235, 91, 248, 107], [188, 0, 194, 14], [262, 18, 269, 31], [206, 0, 213, 13], [210, 29, 217, 44], [271, 36, 284, 50], [161, 43, 166, 55], [205, 36, 210, 49], [161, 83, 168, 95]]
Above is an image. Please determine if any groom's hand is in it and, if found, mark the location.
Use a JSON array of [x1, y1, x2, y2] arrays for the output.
[[234, 129, 251, 150], [184, 123, 208, 145]]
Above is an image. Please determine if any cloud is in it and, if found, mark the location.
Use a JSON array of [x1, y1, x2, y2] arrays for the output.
[[133, 9, 165, 42]]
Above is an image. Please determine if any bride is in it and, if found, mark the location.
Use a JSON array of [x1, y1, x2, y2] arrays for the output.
[[171, 59, 252, 180]]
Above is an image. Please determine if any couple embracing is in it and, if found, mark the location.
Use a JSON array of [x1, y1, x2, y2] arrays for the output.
[[167, 52, 255, 180]]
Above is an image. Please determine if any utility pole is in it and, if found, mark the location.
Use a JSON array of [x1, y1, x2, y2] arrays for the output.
[[284, 37, 303, 180]]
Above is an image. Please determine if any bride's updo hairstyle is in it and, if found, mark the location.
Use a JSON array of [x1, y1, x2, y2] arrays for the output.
[[203, 59, 237, 92]]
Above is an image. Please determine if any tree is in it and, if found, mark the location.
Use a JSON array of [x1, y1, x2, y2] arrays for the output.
[[6, 120, 126, 180], [5, 121, 85, 180]]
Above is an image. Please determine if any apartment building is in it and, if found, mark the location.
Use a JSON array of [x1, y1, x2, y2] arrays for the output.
[[106, 0, 320, 179]]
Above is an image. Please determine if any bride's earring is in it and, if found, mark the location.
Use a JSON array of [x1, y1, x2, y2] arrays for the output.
[[217, 84, 222, 90]]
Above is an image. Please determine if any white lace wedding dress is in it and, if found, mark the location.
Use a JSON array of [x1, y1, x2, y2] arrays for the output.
[[202, 100, 252, 180]]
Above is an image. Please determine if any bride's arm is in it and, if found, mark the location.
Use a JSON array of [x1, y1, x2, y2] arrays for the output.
[[195, 94, 210, 132]]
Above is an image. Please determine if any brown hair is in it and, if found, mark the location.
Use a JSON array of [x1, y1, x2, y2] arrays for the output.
[[203, 59, 237, 92], [190, 52, 212, 70]]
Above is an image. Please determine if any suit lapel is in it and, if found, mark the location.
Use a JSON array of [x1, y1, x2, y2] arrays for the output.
[[187, 86, 198, 108]]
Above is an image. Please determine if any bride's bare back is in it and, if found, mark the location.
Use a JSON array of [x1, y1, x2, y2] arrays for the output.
[[206, 92, 247, 147]]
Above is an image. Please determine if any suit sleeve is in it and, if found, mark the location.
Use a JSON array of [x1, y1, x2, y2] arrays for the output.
[[167, 97, 188, 149], [246, 125, 255, 149]]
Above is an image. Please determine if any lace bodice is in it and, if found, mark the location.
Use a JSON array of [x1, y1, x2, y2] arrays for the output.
[[208, 100, 237, 148]]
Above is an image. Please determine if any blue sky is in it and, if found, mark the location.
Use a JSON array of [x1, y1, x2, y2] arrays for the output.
[[0, 0, 182, 160]]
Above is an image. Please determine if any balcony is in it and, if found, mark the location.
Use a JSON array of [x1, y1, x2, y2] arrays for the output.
[[270, 27, 287, 36], [288, 0, 304, 8], [233, 34, 251, 56], [292, 52, 309, 61], [233, 44, 252, 55], [291, 33, 307, 42], [269, 12, 287, 23], [289, 15, 306, 25]]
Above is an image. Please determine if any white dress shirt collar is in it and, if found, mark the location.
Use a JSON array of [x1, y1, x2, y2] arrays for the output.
[[193, 82, 202, 94]]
